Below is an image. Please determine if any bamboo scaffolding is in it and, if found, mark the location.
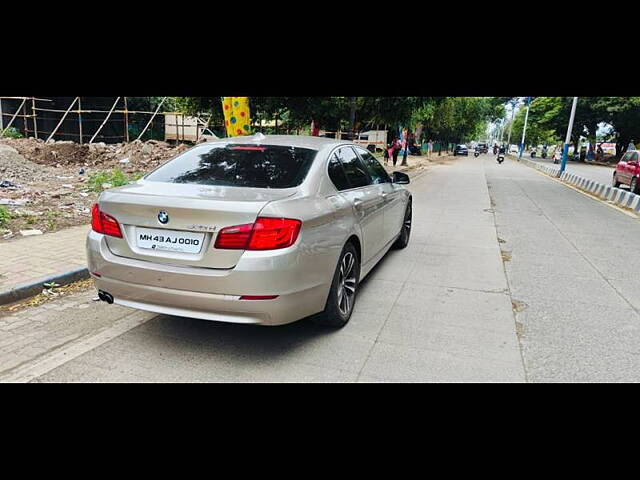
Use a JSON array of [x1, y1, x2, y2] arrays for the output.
[[124, 97, 129, 143], [46, 97, 78, 143], [78, 97, 83, 144], [0, 97, 52, 102], [32, 97, 38, 139], [89, 97, 121, 144], [1, 98, 27, 136], [136, 97, 167, 141]]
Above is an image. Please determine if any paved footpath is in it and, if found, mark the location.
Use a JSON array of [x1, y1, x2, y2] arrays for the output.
[[1, 156, 525, 382], [0, 225, 89, 295]]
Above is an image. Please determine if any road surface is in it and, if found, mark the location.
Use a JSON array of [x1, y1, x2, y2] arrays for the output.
[[524, 153, 616, 186], [2, 154, 640, 382]]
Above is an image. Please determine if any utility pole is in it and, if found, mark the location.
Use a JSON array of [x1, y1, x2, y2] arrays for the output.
[[559, 97, 578, 175], [518, 97, 532, 160], [506, 98, 517, 150]]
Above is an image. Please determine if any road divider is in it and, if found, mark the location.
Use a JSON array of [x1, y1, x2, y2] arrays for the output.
[[514, 156, 640, 214]]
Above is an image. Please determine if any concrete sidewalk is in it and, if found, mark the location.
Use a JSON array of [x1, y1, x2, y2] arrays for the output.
[[0, 225, 89, 304]]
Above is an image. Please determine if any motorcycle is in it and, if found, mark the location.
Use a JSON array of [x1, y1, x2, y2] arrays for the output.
[[541, 150, 547, 159], [531, 149, 536, 158], [474, 150, 480, 158], [497, 153, 505, 164]]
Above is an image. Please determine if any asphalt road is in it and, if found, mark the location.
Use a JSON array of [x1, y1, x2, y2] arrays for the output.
[[4, 154, 640, 382], [523, 153, 616, 187], [487, 155, 640, 381]]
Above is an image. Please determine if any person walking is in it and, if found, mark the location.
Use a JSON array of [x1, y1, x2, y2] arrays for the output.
[[428, 139, 433, 158], [383, 143, 390, 165], [390, 138, 401, 167]]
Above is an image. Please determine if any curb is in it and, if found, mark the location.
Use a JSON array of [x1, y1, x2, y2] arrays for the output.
[[0, 267, 89, 306], [512, 155, 640, 215]]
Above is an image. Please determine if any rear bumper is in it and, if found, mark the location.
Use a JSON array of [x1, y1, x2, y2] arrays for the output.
[[86, 231, 335, 325]]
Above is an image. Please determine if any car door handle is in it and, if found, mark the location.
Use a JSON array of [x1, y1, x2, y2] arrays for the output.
[[353, 198, 363, 209]]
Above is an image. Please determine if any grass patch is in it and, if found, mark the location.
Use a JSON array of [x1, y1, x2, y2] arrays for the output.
[[87, 168, 133, 192], [45, 210, 61, 230], [0, 206, 10, 229], [0, 127, 23, 139]]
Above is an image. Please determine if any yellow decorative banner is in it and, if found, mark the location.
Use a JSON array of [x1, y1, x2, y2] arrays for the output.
[[222, 97, 251, 137]]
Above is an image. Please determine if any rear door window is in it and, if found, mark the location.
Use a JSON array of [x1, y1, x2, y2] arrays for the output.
[[328, 154, 351, 191], [355, 148, 390, 184], [145, 143, 317, 188], [336, 147, 371, 188]]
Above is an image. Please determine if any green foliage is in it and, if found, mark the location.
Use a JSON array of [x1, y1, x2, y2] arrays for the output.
[[168, 96, 506, 144], [0, 206, 10, 228], [1, 127, 24, 138], [413, 97, 497, 143], [45, 210, 60, 230], [87, 169, 132, 192]]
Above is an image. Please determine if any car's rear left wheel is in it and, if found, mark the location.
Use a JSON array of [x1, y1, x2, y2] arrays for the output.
[[312, 243, 360, 328], [393, 199, 412, 249]]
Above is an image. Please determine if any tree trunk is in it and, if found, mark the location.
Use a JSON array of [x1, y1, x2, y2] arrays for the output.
[[349, 97, 356, 134]]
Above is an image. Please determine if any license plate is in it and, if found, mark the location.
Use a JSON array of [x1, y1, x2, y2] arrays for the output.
[[136, 227, 205, 254]]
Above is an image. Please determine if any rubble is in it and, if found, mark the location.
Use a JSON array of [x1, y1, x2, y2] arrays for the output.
[[0, 137, 186, 240], [20, 229, 43, 236]]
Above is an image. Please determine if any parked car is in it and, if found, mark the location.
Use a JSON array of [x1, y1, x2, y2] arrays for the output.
[[87, 135, 413, 328], [613, 149, 640, 194], [509, 145, 519, 154], [453, 144, 469, 156], [477, 143, 488, 154]]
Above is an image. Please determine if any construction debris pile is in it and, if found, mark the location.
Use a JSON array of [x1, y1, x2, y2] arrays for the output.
[[0, 138, 189, 240]]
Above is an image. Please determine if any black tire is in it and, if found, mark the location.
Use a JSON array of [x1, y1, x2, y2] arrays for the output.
[[613, 173, 621, 188], [631, 176, 639, 194], [393, 199, 412, 249], [312, 242, 360, 328]]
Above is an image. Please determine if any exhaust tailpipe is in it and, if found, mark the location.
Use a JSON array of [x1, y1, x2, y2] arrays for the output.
[[98, 290, 114, 304]]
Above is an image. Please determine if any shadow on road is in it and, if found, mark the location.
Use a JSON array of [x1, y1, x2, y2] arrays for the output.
[[131, 252, 394, 363]]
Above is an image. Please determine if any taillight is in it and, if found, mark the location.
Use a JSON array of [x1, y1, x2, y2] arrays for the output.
[[91, 204, 123, 238], [214, 222, 254, 249], [214, 217, 301, 251]]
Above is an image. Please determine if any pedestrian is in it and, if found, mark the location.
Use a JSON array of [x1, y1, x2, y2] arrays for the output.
[[428, 139, 433, 158], [552, 147, 561, 164], [383, 143, 390, 165], [392, 138, 401, 167], [401, 131, 409, 166]]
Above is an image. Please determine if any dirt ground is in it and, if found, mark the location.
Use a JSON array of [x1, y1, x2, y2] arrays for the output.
[[0, 138, 188, 240]]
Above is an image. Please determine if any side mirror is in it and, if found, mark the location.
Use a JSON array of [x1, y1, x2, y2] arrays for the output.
[[392, 171, 410, 184]]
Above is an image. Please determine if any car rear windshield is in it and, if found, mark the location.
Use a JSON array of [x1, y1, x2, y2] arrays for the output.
[[145, 144, 317, 188]]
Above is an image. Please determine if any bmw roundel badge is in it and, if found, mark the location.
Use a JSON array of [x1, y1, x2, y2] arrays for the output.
[[158, 211, 169, 224]]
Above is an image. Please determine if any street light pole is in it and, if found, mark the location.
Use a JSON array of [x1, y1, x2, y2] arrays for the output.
[[506, 99, 517, 150], [518, 97, 531, 160], [559, 97, 578, 175]]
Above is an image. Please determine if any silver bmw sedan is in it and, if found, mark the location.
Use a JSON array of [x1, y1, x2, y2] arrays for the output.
[[87, 134, 412, 327]]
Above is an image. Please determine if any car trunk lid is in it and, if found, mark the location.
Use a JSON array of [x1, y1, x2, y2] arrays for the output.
[[99, 181, 297, 269]]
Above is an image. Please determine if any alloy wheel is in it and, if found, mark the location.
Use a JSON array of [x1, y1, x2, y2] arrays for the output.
[[402, 203, 412, 242], [336, 252, 357, 316]]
